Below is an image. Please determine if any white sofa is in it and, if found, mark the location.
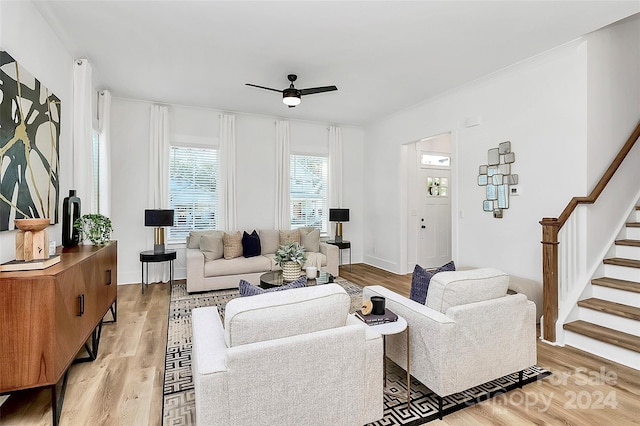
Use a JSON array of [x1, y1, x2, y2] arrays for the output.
[[191, 283, 384, 426], [186, 228, 339, 292], [363, 268, 537, 417]]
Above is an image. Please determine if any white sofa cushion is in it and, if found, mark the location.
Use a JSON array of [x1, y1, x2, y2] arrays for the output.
[[224, 283, 350, 347], [204, 256, 271, 277], [426, 267, 508, 313]]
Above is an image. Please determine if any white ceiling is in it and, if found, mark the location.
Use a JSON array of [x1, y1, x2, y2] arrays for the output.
[[33, 1, 640, 126]]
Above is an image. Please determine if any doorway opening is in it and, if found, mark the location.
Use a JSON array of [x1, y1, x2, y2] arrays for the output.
[[405, 133, 453, 270]]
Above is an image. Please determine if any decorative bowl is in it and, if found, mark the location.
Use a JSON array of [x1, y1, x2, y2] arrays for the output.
[[14, 218, 51, 232]]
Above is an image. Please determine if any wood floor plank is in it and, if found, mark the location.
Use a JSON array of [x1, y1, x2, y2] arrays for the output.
[[2, 267, 640, 426]]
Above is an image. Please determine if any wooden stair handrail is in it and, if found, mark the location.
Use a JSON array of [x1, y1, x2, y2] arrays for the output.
[[540, 120, 640, 342], [557, 122, 640, 228]]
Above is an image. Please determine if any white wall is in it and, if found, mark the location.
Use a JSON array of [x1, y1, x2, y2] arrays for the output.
[[584, 15, 640, 266], [111, 100, 365, 284], [0, 1, 74, 263], [363, 40, 589, 282]]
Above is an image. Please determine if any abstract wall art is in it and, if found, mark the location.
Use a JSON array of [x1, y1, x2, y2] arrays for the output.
[[0, 50, 60, 231]]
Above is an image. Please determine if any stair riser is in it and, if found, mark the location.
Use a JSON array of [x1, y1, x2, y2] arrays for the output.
[[577, 307, 640, 336], [625, 227, 640, 239], [603, 264, 640, 282], [564, 331, 640, 370], [592, 285, 640, 307], [616, 245, 640, 260]]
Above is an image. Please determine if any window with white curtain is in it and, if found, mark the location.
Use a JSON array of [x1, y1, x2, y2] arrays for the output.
[[168, 146, 219, 241], [290, 154, 328, 233], [92, 130, 100, 212]]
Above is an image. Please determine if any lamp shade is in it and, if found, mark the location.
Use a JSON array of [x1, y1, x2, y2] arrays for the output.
[[329, 208, 349, 222], [145, 209, 174, 227]]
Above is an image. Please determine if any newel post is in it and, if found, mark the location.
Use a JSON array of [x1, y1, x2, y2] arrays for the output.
[[540, 218, 560, 342]]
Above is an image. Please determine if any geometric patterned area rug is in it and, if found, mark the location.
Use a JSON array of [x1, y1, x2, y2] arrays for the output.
[[162, 280, 551, 425]]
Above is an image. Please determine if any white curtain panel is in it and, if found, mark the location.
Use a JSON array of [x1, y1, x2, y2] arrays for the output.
[[72, 59, 95, 212], [148, 104, 170, 208], [219, 113, 237, 230], [97, 90, 112, 217], [275, 120, 291, 230], [148, 104, 171, 283], [328, 125, 343, 209]]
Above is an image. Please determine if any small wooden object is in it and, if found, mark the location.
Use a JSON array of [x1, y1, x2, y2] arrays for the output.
[[14, 218, 50, 261]]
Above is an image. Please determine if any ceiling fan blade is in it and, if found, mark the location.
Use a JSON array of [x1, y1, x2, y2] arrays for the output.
[[299, 86, 338, 96], [245, 83, 282, 93]]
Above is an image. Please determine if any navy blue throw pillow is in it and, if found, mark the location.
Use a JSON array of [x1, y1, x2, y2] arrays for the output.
[[242, 230, 261, 258], [409, 261, 456, 305]]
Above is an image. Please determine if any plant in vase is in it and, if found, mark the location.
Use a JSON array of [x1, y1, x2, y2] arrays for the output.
[[274, 241, 307, 282], [74, 214, 113, 245]]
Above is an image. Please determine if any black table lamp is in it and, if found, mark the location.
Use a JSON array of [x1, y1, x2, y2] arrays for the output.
[[145, 209, 174, 253], [329, 208, 349, 242]]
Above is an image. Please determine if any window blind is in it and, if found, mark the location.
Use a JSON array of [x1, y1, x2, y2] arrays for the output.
[[168, 146, 219, 241], [290, 154, 328, 233]]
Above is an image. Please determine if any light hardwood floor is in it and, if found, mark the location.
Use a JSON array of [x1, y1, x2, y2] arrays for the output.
[[1, 264, 638, 425]]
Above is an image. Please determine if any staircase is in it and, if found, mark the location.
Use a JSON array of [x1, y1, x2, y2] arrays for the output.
[[563, 206, 640, 369]]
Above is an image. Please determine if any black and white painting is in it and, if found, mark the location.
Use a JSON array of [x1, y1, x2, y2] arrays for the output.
[[0, 50, 60, 231]]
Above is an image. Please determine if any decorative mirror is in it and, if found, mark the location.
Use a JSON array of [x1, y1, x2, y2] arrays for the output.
[[477, 141, 518, 218]]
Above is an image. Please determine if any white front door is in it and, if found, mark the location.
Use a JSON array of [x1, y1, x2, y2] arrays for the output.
[[418, 155, 452, 268]]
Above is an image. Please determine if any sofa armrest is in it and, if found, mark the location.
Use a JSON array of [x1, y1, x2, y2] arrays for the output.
[[192, 306, 230, 426], [186, 248, 205, 292], [345, 315, 384, 424], [319, 241, 339, 277]]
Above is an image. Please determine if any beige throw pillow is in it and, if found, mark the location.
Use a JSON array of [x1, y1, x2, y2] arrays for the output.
[[279, 229, 301, 245], [223, 231, 243, 259], [200, 231, 225, 261], [299, 227, 320, 252], [258, 229, 280, 254]]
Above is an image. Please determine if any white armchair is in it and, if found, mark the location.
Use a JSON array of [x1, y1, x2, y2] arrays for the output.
[[192, 283, 383, 426], [363, 268, 536, 418]]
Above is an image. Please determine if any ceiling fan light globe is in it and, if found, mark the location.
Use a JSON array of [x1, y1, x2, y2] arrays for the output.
[[282, 92, 301, 106]]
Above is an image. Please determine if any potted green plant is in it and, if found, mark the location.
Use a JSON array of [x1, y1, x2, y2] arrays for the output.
[[74, 214, 113, 245], [274, 241, 307, 282]]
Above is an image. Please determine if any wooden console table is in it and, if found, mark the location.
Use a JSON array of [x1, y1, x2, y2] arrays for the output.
[[0, 242, 118, 425]]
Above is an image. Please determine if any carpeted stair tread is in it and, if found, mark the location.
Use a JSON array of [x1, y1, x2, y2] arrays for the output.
[[603, 257, 640, 268], [563, 320, 640, 353], [615, 239, 640, 247], [577, 298, 640, 320], [592, 277, 640, 293], [626, 222, 640, 228]]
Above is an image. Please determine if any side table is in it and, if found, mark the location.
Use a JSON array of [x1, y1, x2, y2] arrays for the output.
[[140, 249, 176, 293], [326, 240, 352, 271], [368, 315, 410, 409]]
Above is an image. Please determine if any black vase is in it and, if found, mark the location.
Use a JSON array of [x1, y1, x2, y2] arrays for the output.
[[62, 190, 81, 247]]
